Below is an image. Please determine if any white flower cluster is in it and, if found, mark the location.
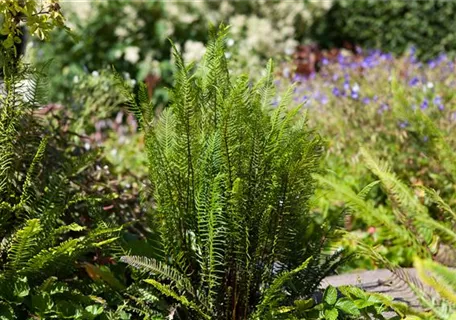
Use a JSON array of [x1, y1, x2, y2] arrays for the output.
[[165, 0, 332, 69], [61, 0, 333, 77], [210, 0, 331, 76], [183, 40, 207, 64]]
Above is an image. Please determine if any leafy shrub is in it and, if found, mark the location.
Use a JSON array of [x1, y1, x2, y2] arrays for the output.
[[119, 26, 345, 319], [311, 0, 456, 61]]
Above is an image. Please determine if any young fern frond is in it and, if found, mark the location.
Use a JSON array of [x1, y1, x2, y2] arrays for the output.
[[360, 148, 437, 254], [315, 174, 412, 246], [23, 238, 82, 275]]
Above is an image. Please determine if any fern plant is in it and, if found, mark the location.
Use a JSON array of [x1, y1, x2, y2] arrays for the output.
[[118, 26, 345, 319], [0, 4, 135, 318]]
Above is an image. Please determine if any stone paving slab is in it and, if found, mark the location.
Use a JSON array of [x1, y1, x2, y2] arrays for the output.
[[320, 269, 426, 318]]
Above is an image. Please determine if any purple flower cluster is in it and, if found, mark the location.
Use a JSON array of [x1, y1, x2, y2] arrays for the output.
[[277, 46, 454, 123]]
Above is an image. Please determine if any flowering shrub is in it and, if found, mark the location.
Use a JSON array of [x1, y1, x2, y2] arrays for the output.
[[33, 0, 330, 105], [312, 0, 456, 61], [276, 48, 456, 268]]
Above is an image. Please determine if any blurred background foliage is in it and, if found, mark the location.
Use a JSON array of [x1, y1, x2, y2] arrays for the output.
[[28, 0, 456, 271], [312, 0, 456, 61], [30, 0, 328, 106], [31, 0, 456, 108], [3, 0, 456, 317]]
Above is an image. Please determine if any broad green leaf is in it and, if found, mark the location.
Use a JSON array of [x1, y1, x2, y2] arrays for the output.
[[85, 305, 104, 317], [2, 34, 14, 49], [338, 285, 366, 299], [354, 299, 377, 309], [31, 292, 53, 313], [56, 301, 83, 319], [294, 298, 315, 311], [335, 298, 360, 316], [323, 286, 338, 305], [324, 308, 339, 320]]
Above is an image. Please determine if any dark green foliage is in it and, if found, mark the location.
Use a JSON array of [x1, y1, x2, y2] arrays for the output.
[[0, 22, 133, 319], [311, 0, 456, 60], [120, 26, 345, 319]]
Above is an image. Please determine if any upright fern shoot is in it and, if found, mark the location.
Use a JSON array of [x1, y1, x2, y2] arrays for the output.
[[120, 26, 343, 319]]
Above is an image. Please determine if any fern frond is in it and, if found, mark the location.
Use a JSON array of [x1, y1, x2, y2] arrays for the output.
[[143, 279, 210, 320], [17, 137, 48, 216], [254, 257, 312, 318], [421, 186, 456, 221], [120, 25, 332, 319], [6, 219, 41, 272], [120, 255, 194, 296], [23, 238, 82, 275], [114, 71, 146, 129], [415, 258, 456, 305]]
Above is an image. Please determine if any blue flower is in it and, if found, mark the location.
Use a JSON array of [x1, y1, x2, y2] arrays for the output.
[[378, 103, 389, 114], [438, 53, 447, 62], [409, 46, 418, 63], [351, 91, 359, 100], [399, 121, 409, 128], [337, 54, 346, 66], [381, 53, 393, 61], [433, 96, 444, 110], [292, 74, 305, 83], [428, 59, 437, 69], [409, 77, 419, 87], [362, 97, 371, 105], [332, 87, 341, 97], [320, 95, 329, 105], [420, 99, 429, 110]]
